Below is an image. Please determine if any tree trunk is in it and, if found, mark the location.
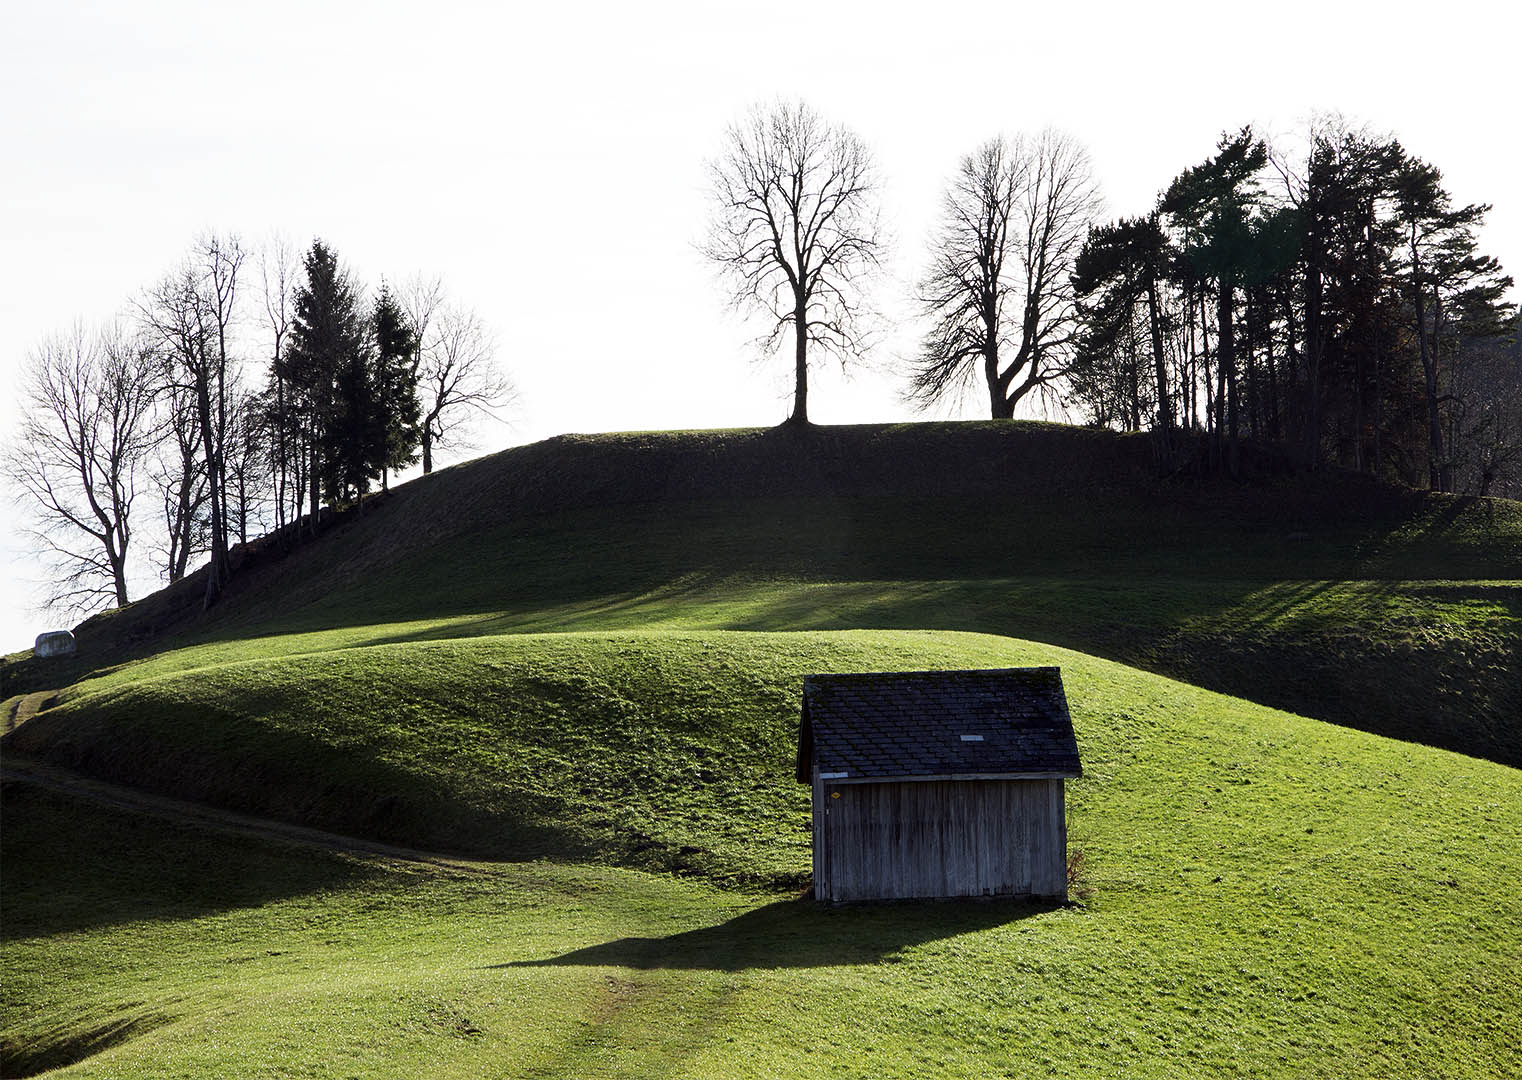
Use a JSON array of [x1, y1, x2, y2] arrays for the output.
[[274, 375, 287, 531], [1146, 274, 1171, 430], [1265, 292, 1281, 441], [422, 428, 434, 475], [1411, 232, 1447, 491], [1125, 308, 1141, 430], [1198, 292, 1214, 438], [1431, 283, 1453, 492], [790, 301, 809, 424], [195, 376, 225, 608], [1372, 319, 1383, 479], [110, 546, 129, 608], [1304, 258, 1324, 469], [1219, 276, 1238, 477], [309, 432, 320, 534], [1184, 283, 1196, 430], [291, 428, 306, 536], [1244, 292, 1260, 441], [985, 344, 1004, 419], [173, 516, 190, 581]]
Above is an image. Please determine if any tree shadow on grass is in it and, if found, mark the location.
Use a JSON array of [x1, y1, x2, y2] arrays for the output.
[[490, 895, 1061, 972]]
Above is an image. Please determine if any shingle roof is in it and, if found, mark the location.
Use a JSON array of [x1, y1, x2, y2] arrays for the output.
[[796, 667, 1081, 783]]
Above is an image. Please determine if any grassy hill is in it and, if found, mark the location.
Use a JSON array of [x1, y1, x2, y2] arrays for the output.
[[3, 420, 1520, 1077], [7, 421, 1519, 764], [6, 631, 1521, 1077]]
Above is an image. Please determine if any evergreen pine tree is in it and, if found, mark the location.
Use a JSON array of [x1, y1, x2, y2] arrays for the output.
[[1071, 214, 1177, 431], [371, 283, 421, 486], [1161, 129, 1270, 473], [281, 240, 369, 517]]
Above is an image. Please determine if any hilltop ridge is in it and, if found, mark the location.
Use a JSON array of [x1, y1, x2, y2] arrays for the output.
[[38, 421, 1515, 646]]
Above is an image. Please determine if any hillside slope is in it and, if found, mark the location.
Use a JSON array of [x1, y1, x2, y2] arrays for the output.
[[4, 421, 1521, 1077], [7, 421, 1518, 764], [5, 629, 1520, 1077]]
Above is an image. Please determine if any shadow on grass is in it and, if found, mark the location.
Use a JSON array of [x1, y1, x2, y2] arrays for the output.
[[0, 1010, 170, 1079], [491, 895, 1059, 972], [0, 782, 394, 940]]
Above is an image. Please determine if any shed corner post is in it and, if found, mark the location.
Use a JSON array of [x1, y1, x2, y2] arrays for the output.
[[811, 767, 828, 902], [1054, 777, 1069, 902]]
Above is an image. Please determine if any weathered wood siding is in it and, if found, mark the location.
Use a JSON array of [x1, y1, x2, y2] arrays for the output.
[[812, 778, 1066, 902]]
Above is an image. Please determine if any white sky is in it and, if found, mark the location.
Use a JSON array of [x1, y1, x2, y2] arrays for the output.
[[2, 0, 1518, 654]]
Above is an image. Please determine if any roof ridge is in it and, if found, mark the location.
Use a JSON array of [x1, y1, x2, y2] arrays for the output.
[[803, 666, 1060, 681]]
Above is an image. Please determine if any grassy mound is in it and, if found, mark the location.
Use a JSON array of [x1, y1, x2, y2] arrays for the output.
[[6, 628, 1520, 1077], [8, 422, 1518, 764], [5, 627, 1516, 887], [11, 631, 1020, 885], [12, 480, 1519, 763], [5, 422, 1519, 1076]]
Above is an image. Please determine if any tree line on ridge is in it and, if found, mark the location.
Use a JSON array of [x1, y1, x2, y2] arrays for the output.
[[7, 102, 1518, 620], [5, 237, 513, 613], [705, 103, 1518, 494]]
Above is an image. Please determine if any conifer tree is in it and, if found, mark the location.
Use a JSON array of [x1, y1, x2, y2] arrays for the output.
[[371, 283, 421, 487], [1394, 154, 1514, 491], [1072, 214, 1176, 430], [281, 240, 366, 523], [1162, 129, 1270, 472]]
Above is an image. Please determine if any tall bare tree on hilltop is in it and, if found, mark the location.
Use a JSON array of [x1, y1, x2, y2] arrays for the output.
[[909, 131, 1100, 418], [704, 101, 885, 425]]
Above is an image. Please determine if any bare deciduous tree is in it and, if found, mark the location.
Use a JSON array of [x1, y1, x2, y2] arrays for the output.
[[225, 379, 272, 546], [400, 275, 445, 374], [147, 368, 208, 583], [399, 276, 446, 473], [3, 324, 159, 613], [137, 233, 245, 606], [704, 101, 885, 424], [260, 235, 298, 531], [416, 303, 515, 474], [909, 130, 1100, 417]]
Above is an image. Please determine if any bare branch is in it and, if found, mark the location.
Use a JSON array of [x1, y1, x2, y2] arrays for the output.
[[908, 130, 1100, 418], [702, 100, 886, 423], [3, 322, 159, 616], [415, 300, 517, 473]]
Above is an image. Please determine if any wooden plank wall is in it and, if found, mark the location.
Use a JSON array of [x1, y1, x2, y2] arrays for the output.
[[814, 778, 1066, 902]]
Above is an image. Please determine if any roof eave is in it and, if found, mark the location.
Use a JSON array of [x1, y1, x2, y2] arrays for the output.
[[819, 769, 1082, 785]]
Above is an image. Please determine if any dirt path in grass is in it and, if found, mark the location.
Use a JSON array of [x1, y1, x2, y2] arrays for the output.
[[2, 691, 57, 734], [0, 756, 494, 875]]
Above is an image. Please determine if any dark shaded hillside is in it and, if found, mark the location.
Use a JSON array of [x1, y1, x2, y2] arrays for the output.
[[14, 423, 1142, 665], [97, 422, 1162, 635], [5, 421, 1519, 763]]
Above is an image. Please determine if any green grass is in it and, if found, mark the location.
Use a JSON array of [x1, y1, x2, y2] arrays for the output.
[[4, 421, 1520, 1076], [9, 424, 1521, 766], [16, 492, 1519, 764], [6, 630, 1521, 1077]]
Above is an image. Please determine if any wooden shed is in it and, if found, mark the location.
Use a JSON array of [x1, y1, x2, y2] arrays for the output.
[[796, 667, 1082, 903]]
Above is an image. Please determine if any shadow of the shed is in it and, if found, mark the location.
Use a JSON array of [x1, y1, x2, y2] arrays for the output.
[[489, 895, 1062, 972]]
